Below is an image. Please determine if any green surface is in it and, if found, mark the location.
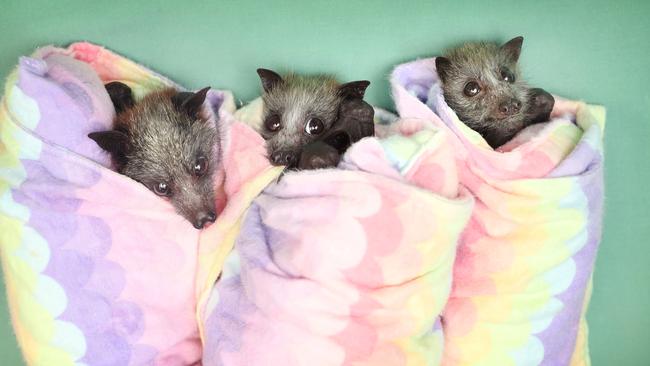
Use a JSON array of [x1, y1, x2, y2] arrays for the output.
[[1, 0, 649, 364]]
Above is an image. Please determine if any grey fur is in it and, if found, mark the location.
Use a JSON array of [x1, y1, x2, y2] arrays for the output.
[[90, 87, 219, 229], [257, 70, 349, 166], [436, 36, 553, 148]]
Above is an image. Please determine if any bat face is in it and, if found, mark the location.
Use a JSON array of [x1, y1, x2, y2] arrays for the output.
[[259, 73, 340, 167], [256, 68, 373, 169], [436, 37, 553, 147], [89, 83, 220, 229]]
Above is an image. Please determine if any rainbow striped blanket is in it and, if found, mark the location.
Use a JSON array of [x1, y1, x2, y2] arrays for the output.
[[201, 118, 474, 365], [0, 44, 605, 366], [392, 58, 605, 366]]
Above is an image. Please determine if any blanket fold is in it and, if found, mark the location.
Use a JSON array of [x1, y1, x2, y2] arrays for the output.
[[391, 58, 605, 366]]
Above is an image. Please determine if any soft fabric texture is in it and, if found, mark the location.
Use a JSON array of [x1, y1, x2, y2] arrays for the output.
[[0, 43, 281, 366], [0, 43, 605, 366], [391, 58, 605, 366], [201, 113, 474, 365]]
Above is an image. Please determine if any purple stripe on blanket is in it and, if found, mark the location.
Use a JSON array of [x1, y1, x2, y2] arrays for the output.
[[12, 153, 157, 365], [537, 161, 604, 365]]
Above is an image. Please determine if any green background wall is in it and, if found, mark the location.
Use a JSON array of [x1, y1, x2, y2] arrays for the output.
[[1, 0, 648, 364]]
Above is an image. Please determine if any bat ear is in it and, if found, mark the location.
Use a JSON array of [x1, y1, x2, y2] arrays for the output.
[[435, 57, 452, 83], [338, 80, 370, 100], [105, 81, 135, 114], [257, 68, 284, 93], [500, 36, 524, 63], [88, 130, 130, 156], [172, 87, 210, 119]]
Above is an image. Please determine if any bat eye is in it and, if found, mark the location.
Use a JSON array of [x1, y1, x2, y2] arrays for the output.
[[153, 182, 171, 196], [265, 114, 281, 132], [305, 118, 324, 135], [463, 81, 481, 97], [500, 68, 515, 83], [193, 156, 208, 177]]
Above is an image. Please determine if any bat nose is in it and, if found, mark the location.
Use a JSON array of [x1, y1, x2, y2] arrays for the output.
[[499, 99, 522, 116], [270, 151, 298, 166], [194, 211, 216, 229]]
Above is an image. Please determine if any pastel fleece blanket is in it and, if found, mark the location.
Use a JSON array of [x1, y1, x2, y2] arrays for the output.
[[1, 43, 605, 366], [0, 43, 281, 365], [391, 58, 605, 366], [201, 116, 475, 365]]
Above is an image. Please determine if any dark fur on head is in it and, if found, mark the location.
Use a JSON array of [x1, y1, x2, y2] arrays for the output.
[[436, 36, 554, 148], [256, 68, 371, 168], [89, 82, 219, 229]]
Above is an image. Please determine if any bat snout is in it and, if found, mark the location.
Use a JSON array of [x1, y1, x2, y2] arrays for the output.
[[270, 150, 299, 166], [193, 210, 216, 229], [498, 98, 522, 117]]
